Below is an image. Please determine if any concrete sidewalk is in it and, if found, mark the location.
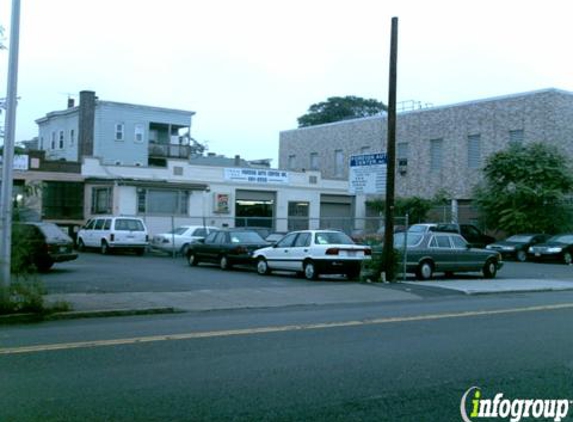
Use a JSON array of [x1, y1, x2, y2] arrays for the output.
[[44, 278, 573, 316], [404, 278, 573, 295], [45, 284, 421, 313]]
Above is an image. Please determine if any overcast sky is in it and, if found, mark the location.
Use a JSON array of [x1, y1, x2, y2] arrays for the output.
[[2, 0, 573, 164]]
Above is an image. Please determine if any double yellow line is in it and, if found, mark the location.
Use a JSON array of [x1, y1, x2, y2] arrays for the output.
[[2, 303, 573, 355]]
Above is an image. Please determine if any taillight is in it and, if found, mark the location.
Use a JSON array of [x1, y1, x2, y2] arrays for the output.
[[110, 234, 115, 242], [325, 248, 339, 255]]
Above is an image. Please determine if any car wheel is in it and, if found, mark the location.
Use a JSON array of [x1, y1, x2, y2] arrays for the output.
[[220, 255, 232, 270], [346, 269, 361, 280], [483, 259, 498, 278], [188, 252, 199, 266], [416, 261, 433, 280], [256, 258, 271, 275], [516, 250, 527, 262], [180, 243, 190, 256], [101, 241, 109, 255], [563, 251, 572, 265], [77, 239, 85, 252], [36, 259, 54, 272], [303, 260, 319, 280]]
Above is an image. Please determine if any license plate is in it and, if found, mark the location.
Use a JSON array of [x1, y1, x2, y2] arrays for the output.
[[60, 246, 67, 253], [535, 253, 541, 257]]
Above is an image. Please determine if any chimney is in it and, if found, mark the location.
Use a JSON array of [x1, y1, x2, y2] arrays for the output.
[[78, 90, 96, 160], [67, 97, 75, 108], [234, 155, 241, 167]]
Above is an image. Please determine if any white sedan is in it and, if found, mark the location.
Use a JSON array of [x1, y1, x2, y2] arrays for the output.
[[151, 225, 219, 255], [253, 230, 371, 280]]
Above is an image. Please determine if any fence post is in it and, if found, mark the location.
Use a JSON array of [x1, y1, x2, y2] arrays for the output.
[[403, 213, 409, 282]]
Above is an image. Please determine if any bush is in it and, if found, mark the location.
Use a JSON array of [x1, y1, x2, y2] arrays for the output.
[[361, 246, 402, 282]]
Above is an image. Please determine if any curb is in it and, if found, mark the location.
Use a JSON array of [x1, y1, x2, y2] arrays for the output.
[[0, 307, 179, 325]]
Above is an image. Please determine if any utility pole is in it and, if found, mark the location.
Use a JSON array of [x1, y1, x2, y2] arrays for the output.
[[0, 0, 21, 293], [383, 17, 398, 282]]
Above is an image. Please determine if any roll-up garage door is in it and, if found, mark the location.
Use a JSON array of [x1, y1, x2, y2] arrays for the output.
[[320, 194, 353, 233], [235, 190, 276, 229]]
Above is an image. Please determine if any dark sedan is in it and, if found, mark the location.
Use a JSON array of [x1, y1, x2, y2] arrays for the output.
[[13, 222, 78, 272], [186, 229, 270, 270], [486, 233, 550, 262], [527, 233, 573, 265], [395, 231, 503, 280]]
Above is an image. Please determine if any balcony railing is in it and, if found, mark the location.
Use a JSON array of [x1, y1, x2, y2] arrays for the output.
[[148, 142, 190, 159]]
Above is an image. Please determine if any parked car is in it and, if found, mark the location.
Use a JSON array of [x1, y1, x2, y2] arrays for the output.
[[186, 229, 270, 269], [407, 223, 437, 234], [151, 225, 219, 255], [12, 222, 78, 272], [395, 231, 503, 280], [76, 216, 149, 255], [434, 223, 495, 248], [253, 229, 371, 280], [527, 233, 573, 264], [486, 233, 550, 262], [265, 232, 287, 244]]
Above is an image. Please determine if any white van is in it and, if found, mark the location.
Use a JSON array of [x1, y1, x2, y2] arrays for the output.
[[77, 216, 149, 255]]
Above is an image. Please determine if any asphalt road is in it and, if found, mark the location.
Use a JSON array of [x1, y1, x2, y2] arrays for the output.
[[3, 292, 573, 421], [39, 250, 573, 294]]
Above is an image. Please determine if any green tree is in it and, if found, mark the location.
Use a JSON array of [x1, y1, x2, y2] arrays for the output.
[[297, 96, 387, 127], [474, 142, 573, 234]]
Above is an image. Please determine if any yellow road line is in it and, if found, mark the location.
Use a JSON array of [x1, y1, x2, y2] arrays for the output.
[[2, 302, 573, 355]]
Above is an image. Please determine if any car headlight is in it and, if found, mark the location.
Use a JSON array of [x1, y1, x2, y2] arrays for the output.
[[528, 246, 534, 253], [547, 247, 563, 253]]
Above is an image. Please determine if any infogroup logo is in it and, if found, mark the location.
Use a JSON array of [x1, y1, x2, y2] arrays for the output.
[[460, 386, 571, 422]]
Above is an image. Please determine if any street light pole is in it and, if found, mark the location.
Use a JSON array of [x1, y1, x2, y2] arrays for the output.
[[0, 0, 22, 292]]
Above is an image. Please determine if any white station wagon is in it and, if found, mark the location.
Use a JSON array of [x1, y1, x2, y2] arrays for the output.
[[252, 229, 371, 280]]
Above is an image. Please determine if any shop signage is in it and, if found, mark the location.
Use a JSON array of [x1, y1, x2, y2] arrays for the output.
[[224, 168, 289, 185], [349, 153, 387, 195], [0, 154, 29, 171]]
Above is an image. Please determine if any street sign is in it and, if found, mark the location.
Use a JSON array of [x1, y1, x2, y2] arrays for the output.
[[349, 152, 387, 195]]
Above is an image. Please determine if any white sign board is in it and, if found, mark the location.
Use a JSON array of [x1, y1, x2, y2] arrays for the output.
[[349, 153, 387, 194], [224, 168, 289, 185], [0, 154, 29, 171]]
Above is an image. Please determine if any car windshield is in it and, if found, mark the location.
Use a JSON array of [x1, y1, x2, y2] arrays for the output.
[[38, 224, 71, 241], [408, 225, 432, 233], [229, 231, 265, 243], [394, 233, 423, 247], [169, 227, 190, 235], [548, 234, 573, 244], [506, 235, 534, 242], [314, 232, 354, 245]]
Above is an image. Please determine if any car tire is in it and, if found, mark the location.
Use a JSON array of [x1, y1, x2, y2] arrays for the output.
[[256, 258, 271, 275], [303, 260, 319, 280], [101, 241, 110, 255], [346, 269, 361, 280], [416, 261, 433, 281], [36, 259, 54, 272], [77, 239, 85, 252], [563, 251, 572, 265], [180, 243, 190, 257], [516, 250, 527, 262], [483, 259, 498, 278], [220, 255, 232, 270], [188, 252, 199, 266]]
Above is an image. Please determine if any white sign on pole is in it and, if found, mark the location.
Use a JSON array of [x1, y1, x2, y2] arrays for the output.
[[224, 168, 289, 185], [349, 153, 387, 194]]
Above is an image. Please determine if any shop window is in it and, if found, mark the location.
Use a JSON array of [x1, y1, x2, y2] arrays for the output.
[[288, 201, 309, 231], [91, 187, 112, 215], [137, 189, 189, 215]]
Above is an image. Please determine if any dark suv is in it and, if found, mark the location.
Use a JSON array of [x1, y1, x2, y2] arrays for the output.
[[12, 222, 78, 272], [434, 223, 495, 248]]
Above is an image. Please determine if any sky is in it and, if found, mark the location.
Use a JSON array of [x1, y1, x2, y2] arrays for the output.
[[1, 0, 573, 165]]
